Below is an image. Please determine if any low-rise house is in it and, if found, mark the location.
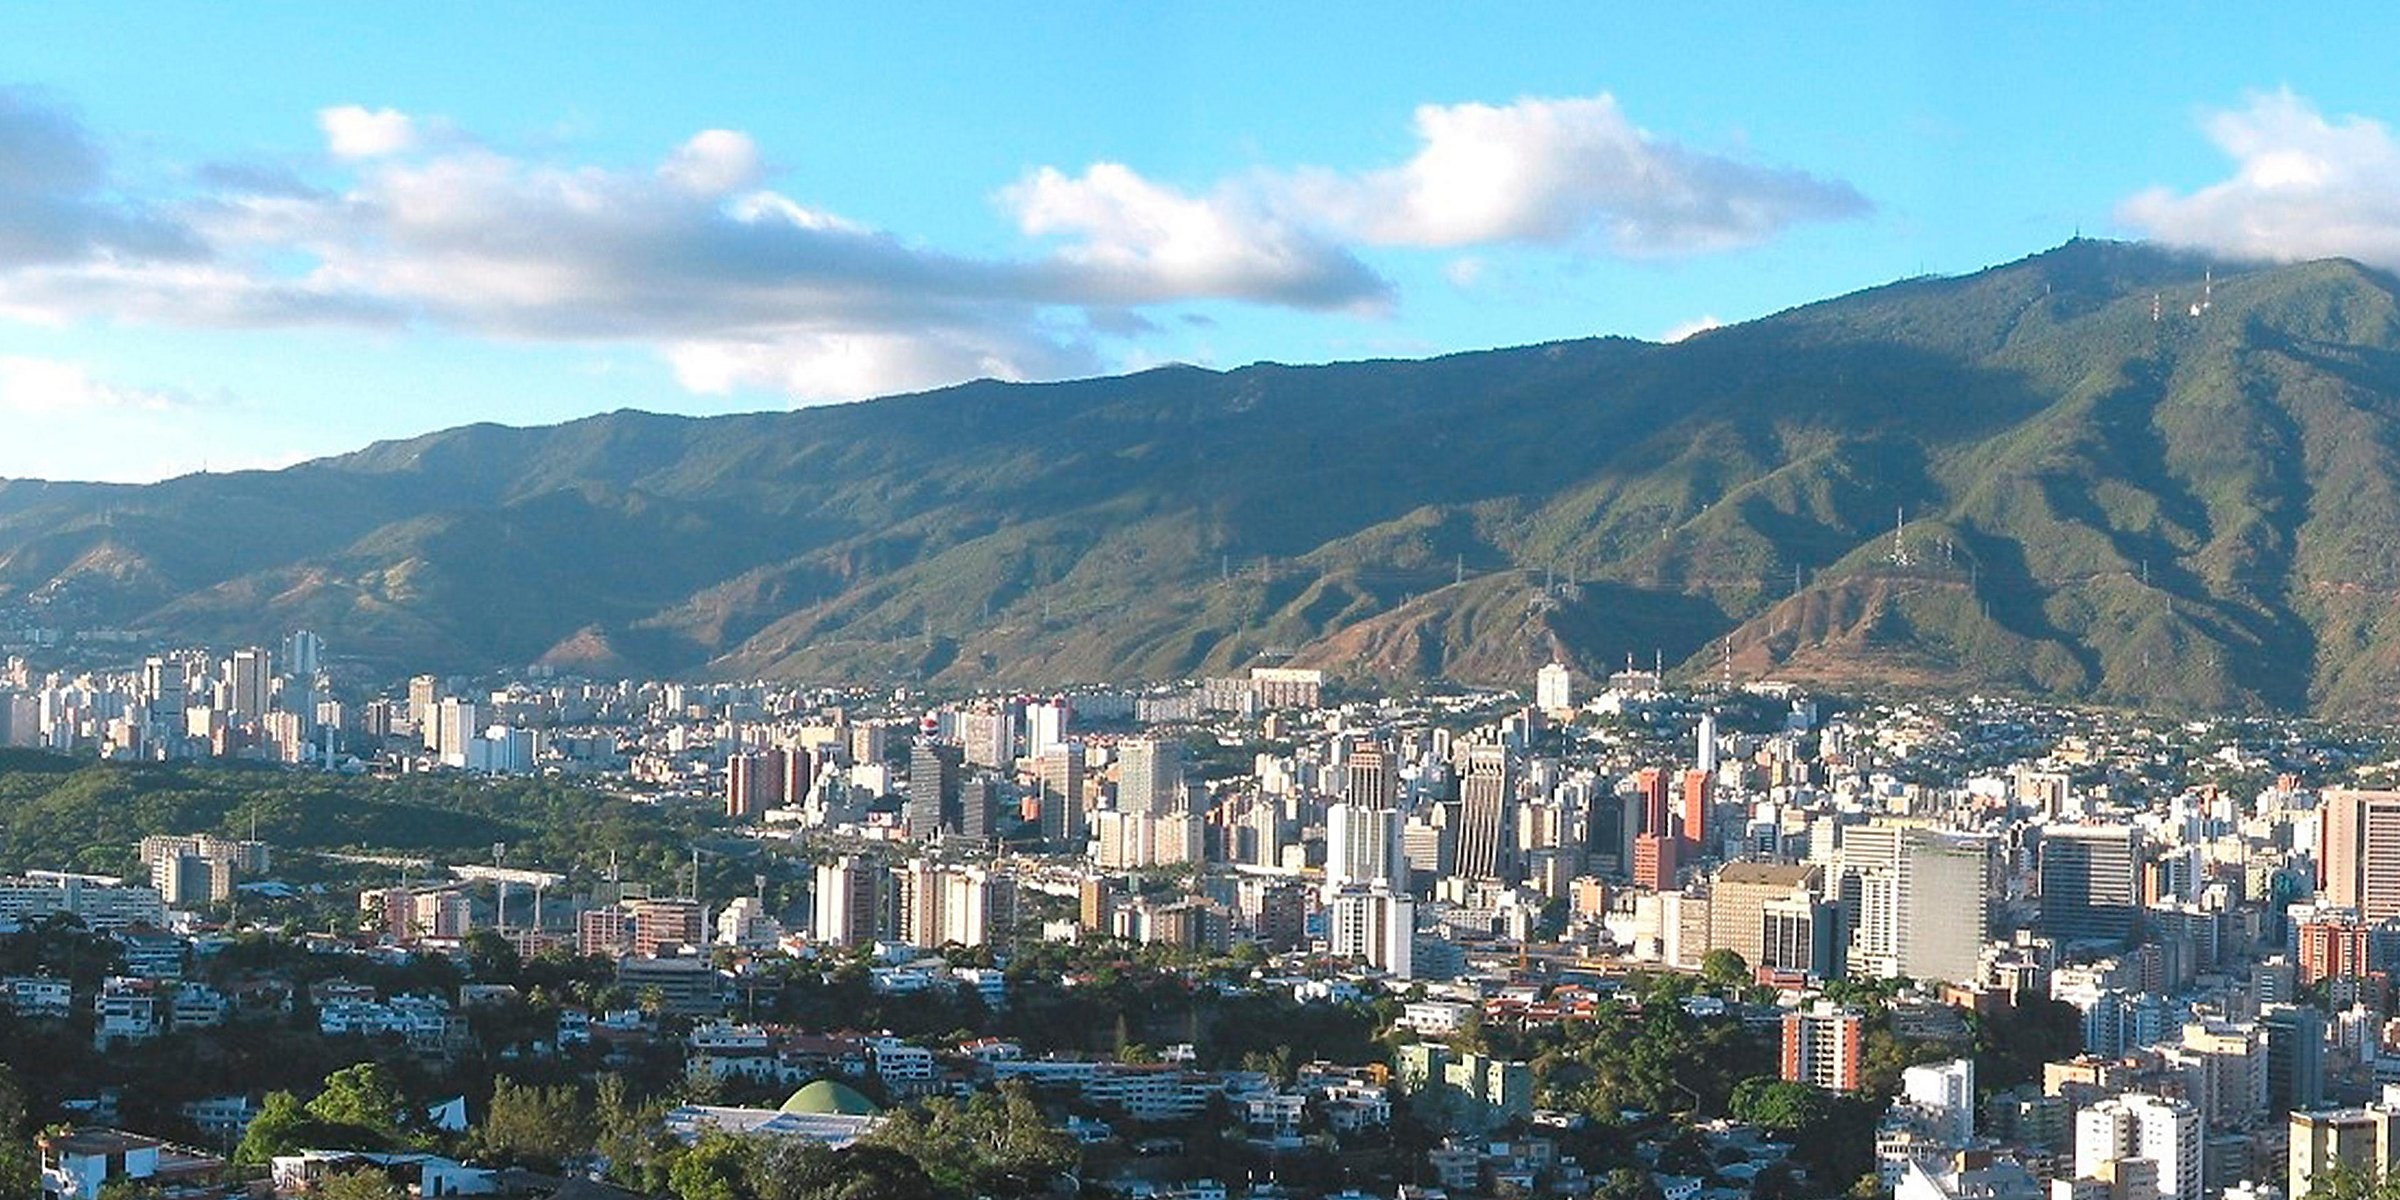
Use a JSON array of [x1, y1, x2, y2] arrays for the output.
[[6, 975, 73, 1019], [39, 1128, 224, 1200]]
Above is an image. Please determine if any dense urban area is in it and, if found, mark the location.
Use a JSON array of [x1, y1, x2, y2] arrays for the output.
[[5, 625, 2400, 1200]]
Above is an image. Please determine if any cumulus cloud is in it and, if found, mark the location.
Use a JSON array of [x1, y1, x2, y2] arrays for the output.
[[0, 86, 1864, 403], [317, 105, 419, 160], [2121, 90, 2400, 269], [0, 355, 189, 414], [1006, 164, 1388, 310], [0, 87, 200, 268], [1289, 93, 1869, 255]]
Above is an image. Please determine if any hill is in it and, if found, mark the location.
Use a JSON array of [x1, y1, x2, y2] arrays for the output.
[[11, 239, 2400, 714]]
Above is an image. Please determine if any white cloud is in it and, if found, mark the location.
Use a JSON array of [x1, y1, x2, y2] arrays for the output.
[[317, 105, 419, 160], [660, 129, 763, 196], [1660, 315, 1723, 342], [0, 356, 188, 414], [0, 86, 1864, 405], [1289, 93, 1869, 255], [1005, 163, 1387, 310], [2121, 90, 2400, 269]]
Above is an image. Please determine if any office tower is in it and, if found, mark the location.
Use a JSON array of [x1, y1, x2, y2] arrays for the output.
[[2290, 1107, 2400, 1200], [434, 698, 478, 767], [1535, 662, 1573, 715], [1346, 741, 1398, 809], [1035, 745, 1086, 847], [1117, 737, 1183, 816], [1708, 862, 1822, 972], [1843, 825, 1990, 985], [2262, 1003, 2327, 1115], [1637, 767, 1672, 836], [1761, 894, 1841, 978], [958, 774, 998, 841], [907, 742, 962, 840], [408, 675, 442, 739], [1681, 768, 1713, 857], [2321, 790, 2400, 921], [1329, 802, 1406, 891], [1780, 1001, 1864, 1092], [1696, 711, 1720, 773], [227, 648, 272, 724], [2040, 824, 2141, 944], [281, 630, 324, 679], [2076, 1095, 2201, 1200], [1456, 746, 1513, 881]]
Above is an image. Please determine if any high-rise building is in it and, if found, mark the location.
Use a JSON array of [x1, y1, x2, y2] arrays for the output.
[[2040, 824, 2141, 944], [1535, 662, 1573, 716], [1900, 1058, 1975, 1146], [408, 675, 442, 740], [1844, 825, 1990, 984], [1681, 768, 1713, 858], [1346, 741, 1398, 810], [2321, 790, 2400, 921], [1035, 745, 1086, 847], [726, 752, 768, 819], [630, 898, 706, 957], [434, 698, 478, 767], [2262, 1003, 2327, 1115], [1781, 1001, 1864, 1092], [1696, 711, 1720, 773], [2076, 1094, 2201, 1200], [1328, 802, 1405, 891], [907, 742, 963, 840], [1456, 746, 1513, 881], [281, 630, 325, 680], [813, 856, 881, 948], [1326, 885, 1414, 979], [1116, 737, 1183, 817], [227, 648, 272, 724], [2297, 916, 2373, 984], [1708, 862, 1822, 973], [2290, 1107, 2400, 1200]]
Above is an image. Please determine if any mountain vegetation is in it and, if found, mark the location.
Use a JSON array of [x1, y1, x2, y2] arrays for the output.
[[12, 239, 2400, 714]]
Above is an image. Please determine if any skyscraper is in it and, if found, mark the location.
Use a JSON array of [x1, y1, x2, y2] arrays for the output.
[[227, 648, 272, 724], [1328, 802, 1405, 891], [1455, 745, 1513, 881], [1117, 737, 1183, 816], [1535, 662, 1573, 716], [813, 856, 880, 947], [1346, 740, 1398, 809], [907, 742, 963, 840], [2039, 824, 2141, 944], [2321, 789, 2400, 921], [1035, 744, 1086, 848]]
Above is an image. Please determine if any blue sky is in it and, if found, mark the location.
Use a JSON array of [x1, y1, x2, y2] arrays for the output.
[[3, 4, 2399, 481]]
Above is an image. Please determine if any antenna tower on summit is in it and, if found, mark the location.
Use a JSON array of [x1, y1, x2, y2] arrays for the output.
[[1889, 506, 1913, 567]]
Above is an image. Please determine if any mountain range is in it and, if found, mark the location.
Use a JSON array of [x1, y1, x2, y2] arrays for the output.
[[12, 238, 2400, 715]]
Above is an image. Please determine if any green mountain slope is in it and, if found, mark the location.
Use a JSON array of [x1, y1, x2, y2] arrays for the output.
[[12, 239, 2400, 713]]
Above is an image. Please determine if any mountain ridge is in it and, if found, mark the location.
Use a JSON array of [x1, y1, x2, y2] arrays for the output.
[[17, 239, 2400, 714]]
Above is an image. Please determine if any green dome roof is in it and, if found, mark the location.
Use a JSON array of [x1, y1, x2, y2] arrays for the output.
[[780, 1080, 879, 1116]]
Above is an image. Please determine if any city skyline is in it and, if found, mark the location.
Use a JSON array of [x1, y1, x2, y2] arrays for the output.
[[6, 5, 2400, 480]]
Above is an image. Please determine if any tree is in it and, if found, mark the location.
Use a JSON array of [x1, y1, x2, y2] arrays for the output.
[[463, 930, 523, 983], [1699, 949, 1750, 989], [313, 1170, 403, 1200], [667, 1132, 760, 1200], [476, 1078, 589, 1173], [236, 1092, 314, 1165], [0, 1064, 36, 1200], [307, 1064, 412, 1142], [1727, 1078, 1826, 1132]]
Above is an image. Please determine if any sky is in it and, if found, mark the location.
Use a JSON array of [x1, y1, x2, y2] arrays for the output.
[[4, 4, 2400, 482]]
